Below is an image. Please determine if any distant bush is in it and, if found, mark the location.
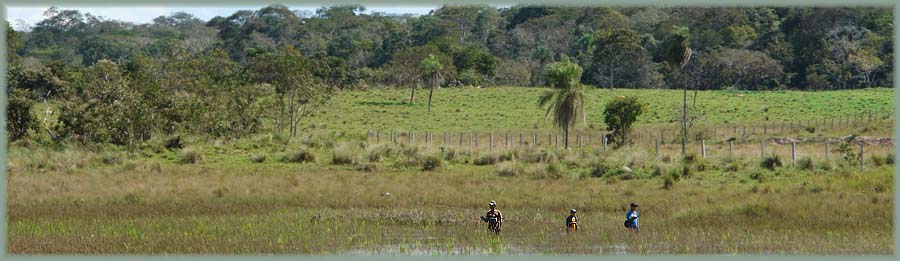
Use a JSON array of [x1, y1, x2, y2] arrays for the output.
[[796, 157, 814, 171], [354, 162, 379, 172], [283, 148, 316, 163], [332, 143, 359, 165], [588, 161, 613, 178], [367, 144, 394, 162], [164, 135, 183, 150], [249, 155, 266, 163], [760, 154, 783, 170], [663, 174, 676, 190], [651, 164, 666, 177], [99, 152, 122, 165], [750, 170, 770, 183], [474, 152, 500, 166], [177, 147, 203, 164], [873, 155, 887, 166], [421, 154, 444, 171]]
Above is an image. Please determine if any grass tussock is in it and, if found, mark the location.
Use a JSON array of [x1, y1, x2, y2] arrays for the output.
[[177, 147, 203, 164], [760, 154, 783, 170], [282, 148, 316, 163]]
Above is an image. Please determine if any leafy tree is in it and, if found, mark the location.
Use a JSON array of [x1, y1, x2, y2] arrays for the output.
[[538, 55, 586, 149], [6, 89, 39, 142], [603, 96, 646, 147], [247, 44, 329, 138], [55, 60, 148, 145], [591, 28, 642, 88]]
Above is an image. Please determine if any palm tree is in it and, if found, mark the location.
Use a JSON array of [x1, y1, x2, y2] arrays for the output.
[[538, 55, 587, 150], [664, 26, 692, 155], [418, 54, 444, 112]]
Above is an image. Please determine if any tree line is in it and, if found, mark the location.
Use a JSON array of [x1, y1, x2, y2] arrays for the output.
[[5, 5, 893, 145]]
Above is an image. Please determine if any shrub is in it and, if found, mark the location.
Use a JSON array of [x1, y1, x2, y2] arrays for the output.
[[663, 174, 676, 190], [871, 154, 891, 167], [524, 164, 548, 179], [332, 143, 359, 165], [474, 152, 500, 166], [680, 164, 693, 179], [603, 96, 646, 147], [721, 157, 742, 172], [589, 161, 613, 178], [250, 155, 267, 163], [164, 135, 183, 150], [545, 162, 565, 179], [651, 164, 666, 177], [760, 154, 783, 170], [682, 153, 698, 164], [367, 144, 394, 162], [99, 152, 122, 165], [496, 161, 522, 177], [6, 91, 39, 142], [750, 170, 770, 183], [354, 162, 379, 172], [177, 147, 203, 164], [498, 151, 516, 162], [796, 157, 814, 171], [519, 148, 556, 163], [283, 149, 316, 163], [421, 154, 444, 171]]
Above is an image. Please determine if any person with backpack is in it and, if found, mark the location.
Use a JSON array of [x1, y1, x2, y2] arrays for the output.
[[624, 203, 639, 233], [566, 209, 579, 233]]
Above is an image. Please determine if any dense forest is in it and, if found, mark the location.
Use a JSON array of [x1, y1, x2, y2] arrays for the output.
[[5, 5, 894, 145]]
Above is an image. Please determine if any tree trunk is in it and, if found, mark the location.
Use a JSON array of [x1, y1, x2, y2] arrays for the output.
[[681, 69, 687, 155], [427, 74, 437, 112], [409, 82, 416, 104], [609, 58, 614, 88], [564, 127, 569, 149]]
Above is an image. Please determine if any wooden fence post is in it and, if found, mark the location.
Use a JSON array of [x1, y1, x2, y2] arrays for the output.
[[473, 132, 477, 149], [578, 134, 583, 155], [519, 133, 523, 147], [603, 135, 608, 151], [729, 140, 734, 157], [825, 142, 829, 161], [655, 138, 660, 155], [459, 132, 463, 147], [409, 131, 414, 144], [505, 133, 509, 149], [555, 134, 559, 150], [701, 140, 706, 158], [791, 141, 796, 167], [490, 132, 494, 151], [532, 133, 537, 148], [376, 130, 380, 143]]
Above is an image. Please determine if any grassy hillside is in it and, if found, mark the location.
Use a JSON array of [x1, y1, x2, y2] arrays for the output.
[[306, 87, 893, 133]]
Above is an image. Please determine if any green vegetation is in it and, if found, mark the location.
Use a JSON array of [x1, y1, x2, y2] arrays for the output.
[[6, 137, 893, 254], [4, 5, 895, 255]]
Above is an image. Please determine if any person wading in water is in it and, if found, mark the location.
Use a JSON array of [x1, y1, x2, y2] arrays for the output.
[[624, 203, 639, 234], [480, 200, 502, 234], [566, 209, 579, 233]]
